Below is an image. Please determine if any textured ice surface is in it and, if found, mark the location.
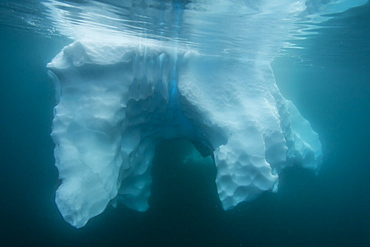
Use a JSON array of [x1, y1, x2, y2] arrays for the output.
[[45, 0, 366, 228], [48, 41, 321, 228]]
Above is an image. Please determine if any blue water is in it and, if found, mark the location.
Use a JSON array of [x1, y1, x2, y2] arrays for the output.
[[0, 1, 369, 246]]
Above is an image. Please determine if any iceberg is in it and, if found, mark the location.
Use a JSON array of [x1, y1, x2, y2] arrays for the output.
[[48, 41, 321, 228], [44, 0, 366, 228]]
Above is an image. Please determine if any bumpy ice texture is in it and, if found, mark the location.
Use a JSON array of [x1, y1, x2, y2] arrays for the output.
[[47, 41, 322, 228]]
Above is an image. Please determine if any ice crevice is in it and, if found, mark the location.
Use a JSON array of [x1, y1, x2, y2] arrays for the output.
[[47, 41, 322, 228]]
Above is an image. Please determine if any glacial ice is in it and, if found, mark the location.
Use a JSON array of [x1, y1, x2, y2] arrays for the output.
[[47, 41, 321, 228], [45, 0, 366, 228]]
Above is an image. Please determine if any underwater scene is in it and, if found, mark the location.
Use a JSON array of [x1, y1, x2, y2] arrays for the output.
[[0, 0, 369, 246]]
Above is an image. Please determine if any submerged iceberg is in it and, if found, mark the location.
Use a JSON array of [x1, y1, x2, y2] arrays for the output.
[[44, 0, 366, 228]]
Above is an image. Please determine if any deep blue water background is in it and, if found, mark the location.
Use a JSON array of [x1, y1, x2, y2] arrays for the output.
[[0, 3, 369, 247]]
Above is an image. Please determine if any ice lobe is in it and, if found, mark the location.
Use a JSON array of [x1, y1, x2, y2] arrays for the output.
[[48, 41, 321, 228]]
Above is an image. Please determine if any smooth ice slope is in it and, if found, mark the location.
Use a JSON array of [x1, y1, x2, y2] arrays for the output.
[[48, 41, 321, 228]]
